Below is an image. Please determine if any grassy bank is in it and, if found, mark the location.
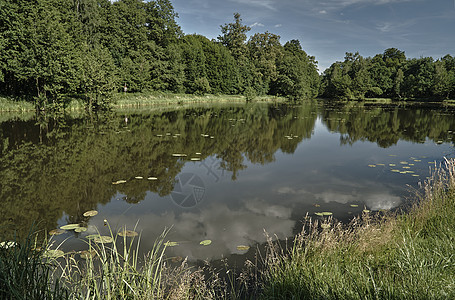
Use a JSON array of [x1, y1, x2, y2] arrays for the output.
[[261, 158, 455, 299], [2, 159, 455, 299], [0, 93, 285, 113], [0, 96, 35, 112]]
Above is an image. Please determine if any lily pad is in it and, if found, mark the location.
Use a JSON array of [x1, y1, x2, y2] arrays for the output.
[[0, 241, 17, 249], [172, 154, 187, 157], [190, 158, 201, 161], [112, 180, 127, 185], [195, 152, 202, 155], [147, 177, 158, 180], [368, 165, 376, 168], [118, 230, 138, 237], [60, 224, 81, 230], [350, 204, 359, 208], [171, 256, 183, 263], [135, 176, 144, 179], [389, 164, 396, 166], [237, 245, 250, 251], [363, 209, 371, 213], [315, 212, 324, 217], [200, 240, 212, 246], [79, 250, 96, 260], [164, 241, 179, 247], [92, 236, 113, 244], [83, 210, 98, 217], [49, 229, 66, 236], [322, 212, 333, 216], [74, 227, 87, 233], [391, 169, 400, 172], [43, 249, 65, 259]]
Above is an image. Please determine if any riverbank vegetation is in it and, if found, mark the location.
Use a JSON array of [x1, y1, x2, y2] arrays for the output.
[[2, 158, 455, 299], [321, 48, 455, 101], [0, 0, 319, 111]]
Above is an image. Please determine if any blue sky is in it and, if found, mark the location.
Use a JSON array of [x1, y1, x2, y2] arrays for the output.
[[171, 0, 455, 72]]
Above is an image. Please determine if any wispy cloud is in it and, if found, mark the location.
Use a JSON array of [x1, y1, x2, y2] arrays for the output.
[[229, 0, 276, 10], [251, 22, 265, 27], [274, 24, 282, 28]]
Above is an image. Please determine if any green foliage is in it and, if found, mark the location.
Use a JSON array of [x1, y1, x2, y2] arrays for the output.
[[321, 48, 455, 101], [271, 40, 320, 100], [0, 228, 69, 299]]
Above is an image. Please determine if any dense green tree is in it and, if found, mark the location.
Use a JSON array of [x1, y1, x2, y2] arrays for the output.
[[218, 13, 250, 60], [271, 40, 320, 100], [247, 32, 283, 95]]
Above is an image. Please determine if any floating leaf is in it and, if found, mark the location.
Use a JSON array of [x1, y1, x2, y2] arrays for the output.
[[135, 176, 144, 179], [414, 159, 421, 162], [79, 250, 96, 260], [75, 227, 87, 233], [118, 230, 138, 237], [313, 204, 321, 208], [43, 249, 64, 259], [92, 236, 113, 244], [237, 245, 250, 251], [400, 161, 408, 164], [363, 209, 370, 213], [391, 169, 400, 172], [190, 158, 201, 161], [389, 164, 396, 166], [83, 210, 98, 217], [322, 212, 333, 216], [164, 241, 179, 247], [147, 177, 158, 180], [350, 204, 359, 208], [60, 224, 81, 230], [0, 241, 17, 249], [388, 154, 397, 157], [200, 240, 212, 246], [195, 152, 202, 155], [112, 180, 127, 185], [377, 163, 385, 166], [315, 212, 324, 217], [49, 229, 66, 236], [368, 165, 376, 168], [402, 166, 411, 169], [171, 256, 183, 263], [412, 174, 420, 177], [172, 154, 187, 157]]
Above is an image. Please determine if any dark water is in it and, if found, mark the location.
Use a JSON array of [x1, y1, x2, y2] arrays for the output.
[[1, 101, 454, 262]]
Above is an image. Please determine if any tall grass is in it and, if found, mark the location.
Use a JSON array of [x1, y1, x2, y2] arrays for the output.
[[0, 96, 35, 112], [0, 228, 69, 299], [260, 158, 455, 299]]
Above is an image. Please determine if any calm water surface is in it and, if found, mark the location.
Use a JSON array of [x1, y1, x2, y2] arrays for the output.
[[1, 101, 454, 262]]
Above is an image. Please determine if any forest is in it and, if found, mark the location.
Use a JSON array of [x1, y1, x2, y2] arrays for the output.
[[0, 0, 319, 109], [0, 0, 454, 110]]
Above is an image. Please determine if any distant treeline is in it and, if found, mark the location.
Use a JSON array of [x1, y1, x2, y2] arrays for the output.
[[321, 49, 455, 101], [0, 0, 453, 110], [0, 0, 319, 109]]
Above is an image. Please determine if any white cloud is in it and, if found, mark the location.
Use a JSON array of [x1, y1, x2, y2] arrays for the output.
[[319, 10, 327, 14], [251, 22, 265, 27], [274, 24, 283, 28], [229, 0, 276, 10]]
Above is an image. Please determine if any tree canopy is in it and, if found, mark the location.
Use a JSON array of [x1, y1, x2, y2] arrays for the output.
[[0, 4, 320, 109]]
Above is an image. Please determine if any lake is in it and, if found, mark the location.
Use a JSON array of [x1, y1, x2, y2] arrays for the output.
[[0, 100, 454, 263]]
